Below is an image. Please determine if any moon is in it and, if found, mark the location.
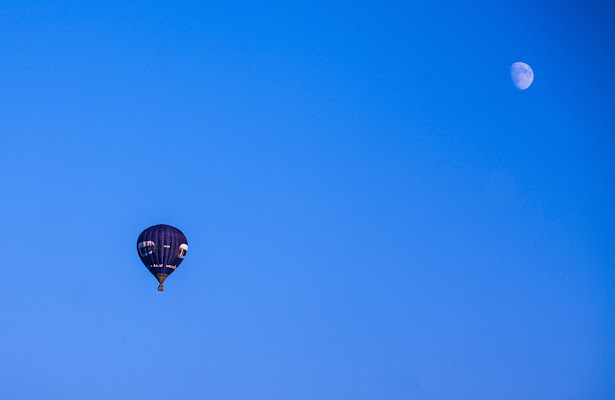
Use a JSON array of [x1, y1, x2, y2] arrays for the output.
[[511, 62, 534, 90]]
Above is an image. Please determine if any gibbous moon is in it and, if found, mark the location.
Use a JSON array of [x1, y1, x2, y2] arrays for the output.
[[511, 62, 534, 90]]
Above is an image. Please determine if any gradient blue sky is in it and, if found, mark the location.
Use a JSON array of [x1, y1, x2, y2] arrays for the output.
[[1, 1, 613, 399]]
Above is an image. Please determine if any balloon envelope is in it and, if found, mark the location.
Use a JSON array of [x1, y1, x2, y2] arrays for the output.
[[137, 224, 188, 286]]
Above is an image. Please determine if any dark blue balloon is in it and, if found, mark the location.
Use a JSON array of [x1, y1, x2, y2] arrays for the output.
[[137, 224, 188, 290]]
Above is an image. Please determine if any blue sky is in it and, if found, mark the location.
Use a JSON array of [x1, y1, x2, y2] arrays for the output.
[[0, 1, 613, 399]]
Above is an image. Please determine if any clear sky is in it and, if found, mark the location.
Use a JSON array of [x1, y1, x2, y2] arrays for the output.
[[1, 1, 613, 399]]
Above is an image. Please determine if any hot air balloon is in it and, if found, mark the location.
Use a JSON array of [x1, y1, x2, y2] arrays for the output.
[[137, 224, 188, 291]]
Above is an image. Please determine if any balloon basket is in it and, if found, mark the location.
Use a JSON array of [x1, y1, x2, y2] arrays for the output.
[[158, 285, 164, 291]]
